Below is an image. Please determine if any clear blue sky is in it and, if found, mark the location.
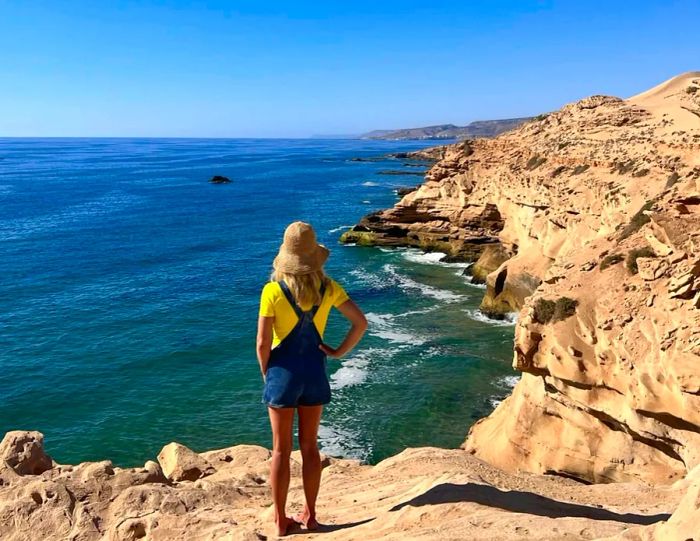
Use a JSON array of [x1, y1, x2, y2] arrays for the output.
[[1, 0, 698, 137]]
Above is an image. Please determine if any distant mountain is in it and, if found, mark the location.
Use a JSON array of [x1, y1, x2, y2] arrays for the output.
[[361, 117, 534, 140]]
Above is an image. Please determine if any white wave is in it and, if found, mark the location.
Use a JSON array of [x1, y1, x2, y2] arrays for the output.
[[348, 269, 389, 290], [393, 306, 438, 318], [400, 249, 465, 268], [317, 423, 370, 461], [489, 375, 521, 409], [329, 347, 386, 390], [462, 309, 518, 326], [365, 312, 427, 346], [461, 274, 487, 289], [499, 375, 521, 388], [383, 264, 464, 302], [328, 224, 352, 234], [402, 250, 447, 264], [362, 181, 380, 187], [362, 200, 371, 204]]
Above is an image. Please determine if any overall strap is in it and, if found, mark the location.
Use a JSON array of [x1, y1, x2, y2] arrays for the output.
[[278, 281, 304, 319], [278, 281, 327, 318], [310, 282, 327, 317]]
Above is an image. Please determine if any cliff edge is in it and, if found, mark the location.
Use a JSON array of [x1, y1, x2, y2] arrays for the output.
[[2, 430, 698, 540], [343, 72, 700, 486]]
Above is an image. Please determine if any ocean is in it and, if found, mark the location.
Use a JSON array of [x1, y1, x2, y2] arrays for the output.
[[0, 138, 517, 467]]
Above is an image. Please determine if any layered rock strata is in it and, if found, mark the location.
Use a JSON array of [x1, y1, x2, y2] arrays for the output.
[[345, 72, 700, 485]]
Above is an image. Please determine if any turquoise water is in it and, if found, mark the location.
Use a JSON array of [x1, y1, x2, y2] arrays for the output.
[[0, 138, 517, 467]]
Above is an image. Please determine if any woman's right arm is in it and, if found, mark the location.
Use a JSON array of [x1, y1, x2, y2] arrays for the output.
[[256, 315, 274, 379], [319, 299, 367, 358]]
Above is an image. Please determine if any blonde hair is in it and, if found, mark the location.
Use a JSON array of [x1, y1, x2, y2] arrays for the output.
[[272, 269, 329, 307]]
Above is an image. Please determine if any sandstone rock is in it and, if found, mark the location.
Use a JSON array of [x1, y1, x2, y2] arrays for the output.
[[0, 436, 690, 540], [340, 72, 700, 486], [637, 257, 669, 280], [668, 272, 695, 298], [0, 431, 53, 475], [157, 442, 215, 482], [469, 243, 511, 283]]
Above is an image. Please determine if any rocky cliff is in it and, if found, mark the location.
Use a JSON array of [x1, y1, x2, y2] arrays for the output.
[[343, 72, 700, 485], [2, 430, 698, 540], [4, 74, 700, 540]]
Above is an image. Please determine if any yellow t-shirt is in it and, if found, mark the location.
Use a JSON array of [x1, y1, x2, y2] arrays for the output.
[[259, 279, 350, 347]]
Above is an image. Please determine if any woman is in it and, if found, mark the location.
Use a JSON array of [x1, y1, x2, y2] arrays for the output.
[[256, 221, 367, 536]]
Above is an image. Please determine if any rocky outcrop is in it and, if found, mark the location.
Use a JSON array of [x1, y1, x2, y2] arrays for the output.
[[467, 243, 512, 284], [209, 175, 231, 184], [157, 442, 215, 482], [1, 431, 693, 540], [0, 431, 53, 475], [344, 72, 700, 486]]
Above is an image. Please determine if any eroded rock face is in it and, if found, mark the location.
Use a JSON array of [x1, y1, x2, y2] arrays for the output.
[[345, 72, 700, 484], [0, 431, 53, 476], [0, 432, 689, 540]]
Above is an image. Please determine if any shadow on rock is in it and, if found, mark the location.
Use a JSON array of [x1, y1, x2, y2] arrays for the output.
[[390, 483, 671, 525]]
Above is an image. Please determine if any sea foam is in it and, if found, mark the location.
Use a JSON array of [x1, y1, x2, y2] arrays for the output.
[[383, 264, 464, 302], [365, 312, 427, 346], [328, 224, 352, 234], [463, 309, 518, 326]]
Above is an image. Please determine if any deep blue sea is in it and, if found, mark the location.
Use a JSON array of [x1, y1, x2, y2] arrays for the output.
[[0, 138, 517, 467]]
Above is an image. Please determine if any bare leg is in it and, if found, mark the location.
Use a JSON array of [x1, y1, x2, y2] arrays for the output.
[[268, 406, 296, 536], [295, 405, 323, 530]]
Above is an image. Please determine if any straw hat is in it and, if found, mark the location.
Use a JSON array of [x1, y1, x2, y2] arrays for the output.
[[273, 221, 329, 274]]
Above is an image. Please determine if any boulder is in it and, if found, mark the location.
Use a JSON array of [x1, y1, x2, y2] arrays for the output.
[[157, 442, 215, 482], [210, 175, 232, 184], [637, 257, 669, 280], [0, 431, 53, 475]]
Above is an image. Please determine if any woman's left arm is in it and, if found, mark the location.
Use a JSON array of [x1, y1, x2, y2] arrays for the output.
[[256, 316, 274, 379], [319, 299, 367, 358]]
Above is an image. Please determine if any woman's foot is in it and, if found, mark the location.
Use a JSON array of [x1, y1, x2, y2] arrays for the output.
[[275, 515, 300, 537], [293, 508, 319, 531]]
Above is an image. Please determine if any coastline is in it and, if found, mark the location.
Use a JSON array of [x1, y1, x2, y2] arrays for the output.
[[3, 72, 700, 538], [3, 430, 695, 540], [0, 137, 515, 469]]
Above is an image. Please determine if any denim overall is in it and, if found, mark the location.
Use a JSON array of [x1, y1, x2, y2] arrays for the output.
[[262, 281, 331, 408]]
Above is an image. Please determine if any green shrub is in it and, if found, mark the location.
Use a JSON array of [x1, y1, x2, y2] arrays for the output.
[[550, 165, 566, 178], [572, 164, 590, 175], [665, 172, 680, 189], [526, 155, 547, 170], [626, 247, 656, 274], [600, 253, 625, 270], [533, 297, 578, 324], [611, 161, 635, 175], [619, 200, 655, 240], [533, 113, 550, 122], [533, 298, 556, 324], [553, 297, 578, 321]]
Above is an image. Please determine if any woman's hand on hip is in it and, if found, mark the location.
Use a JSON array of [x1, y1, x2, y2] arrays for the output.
[[319, 343, 342, 358]]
